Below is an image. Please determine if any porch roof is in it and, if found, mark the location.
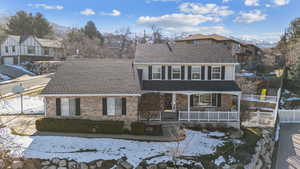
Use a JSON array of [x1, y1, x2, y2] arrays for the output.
[[142, 80, 241, 92]]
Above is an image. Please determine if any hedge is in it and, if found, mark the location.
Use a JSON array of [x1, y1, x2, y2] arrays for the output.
[[36, 118, 163, 136]]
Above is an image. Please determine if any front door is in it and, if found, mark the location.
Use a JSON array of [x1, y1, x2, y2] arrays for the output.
[[164, 94, 172, 111]]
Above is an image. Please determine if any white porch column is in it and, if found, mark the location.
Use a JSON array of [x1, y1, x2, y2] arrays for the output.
[[187, 94, 191, 121], [238, 93, 241, 121]]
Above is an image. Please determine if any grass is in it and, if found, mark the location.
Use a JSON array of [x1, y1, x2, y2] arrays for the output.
[[10, 128, 32, 136]]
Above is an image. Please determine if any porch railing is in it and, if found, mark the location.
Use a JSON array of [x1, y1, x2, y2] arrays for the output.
[[179, 111, 239, 121]]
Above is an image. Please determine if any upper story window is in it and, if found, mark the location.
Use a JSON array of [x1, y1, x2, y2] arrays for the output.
[[212, 66, 221, 80], [12, 46, 16, 53], [27, 46, 36, 54], [44, 48, 50, 55], [5, 46, 8, 53], [191, 66, 201, 80], [172, 66, 181, 80], [152, 65, 162, 80]]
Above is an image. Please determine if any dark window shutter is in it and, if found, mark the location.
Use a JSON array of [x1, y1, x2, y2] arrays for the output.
[[208, 66, 212, 80], [217, 94, 222, 107], [212, 94, 217, 106], [102, 98, 107, 115], [201, 66, 205, 80], [122, 98, 127, 115], [181, 66, 185, 80], [75, 98, 80, 116], [162, 66, 165, 80], [148, 65, 152, 80], [168, 66, 172, 80], [188, 66, 192, 80], [190, 95, 193, 107], [56, 98, 61, 116], [221, 66, 225, 80]]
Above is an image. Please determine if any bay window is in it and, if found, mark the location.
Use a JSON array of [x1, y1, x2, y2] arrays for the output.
[[152, 65, 162, 80], [172, 66, 181, 80], [191, 66, 201, 80]]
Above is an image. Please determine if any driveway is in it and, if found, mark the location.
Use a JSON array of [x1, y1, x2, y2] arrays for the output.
[[275, 124, 300, 169]]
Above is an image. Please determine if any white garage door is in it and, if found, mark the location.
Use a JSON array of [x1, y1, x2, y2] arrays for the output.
[[3, 57, 14, 65]]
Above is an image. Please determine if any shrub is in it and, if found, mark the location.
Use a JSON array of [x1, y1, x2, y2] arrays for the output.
[[36, 118, 124, 134], [131, 122, 163, 136]]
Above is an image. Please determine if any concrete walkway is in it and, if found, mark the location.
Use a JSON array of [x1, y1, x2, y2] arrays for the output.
[[275, 124, 300, 169]]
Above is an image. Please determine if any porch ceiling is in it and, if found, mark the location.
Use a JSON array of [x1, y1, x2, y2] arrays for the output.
[[142, 80, 241, 92]]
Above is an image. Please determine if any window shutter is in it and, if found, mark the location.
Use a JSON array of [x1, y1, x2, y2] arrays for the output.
[[221, 66, 225, 80], [190, 95, 193, 107], [122, 98, 127, 115], [188, 66, 192, 80], [162, 66, 165, 80], [168, 66, 172, 80], [201, 66, 205, 80], [208, 66, 212, 80], [56, 98, 61, 116], [102, 98, 107, 115], [75, 98, 80, 116], [148, 65, 152, 80], [181, 66, 185, 80], [217, 94, 222, 107]]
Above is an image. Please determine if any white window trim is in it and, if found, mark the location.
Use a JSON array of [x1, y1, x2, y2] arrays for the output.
[[171, 66, 181, 80], [193, 94, 217, 107], [106, 97, 122, 116], [152, 65, 162, 80], [191, 66, 201, 80], [211, 66, 221, 80]]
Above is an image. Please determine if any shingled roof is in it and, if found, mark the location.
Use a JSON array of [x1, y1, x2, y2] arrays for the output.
[[135, 43, 237, 64], [175, 34, 237, 42], [41, 59, 141, 95], [4, 35, 62, 48]]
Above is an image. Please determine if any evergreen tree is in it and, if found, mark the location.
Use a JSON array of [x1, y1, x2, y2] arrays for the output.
[[83, 21, 104, 44], [33, 12, 53, 38], [6, 11, 33, 36]]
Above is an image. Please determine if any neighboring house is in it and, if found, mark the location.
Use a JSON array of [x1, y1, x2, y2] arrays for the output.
[[176, 34, 263, 71], [41, 43, 242, 128], [286, 41, 300, 69], [0, 35, 63, 65]]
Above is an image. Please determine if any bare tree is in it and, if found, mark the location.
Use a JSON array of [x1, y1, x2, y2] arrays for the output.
[[151, 25, 163, 44]]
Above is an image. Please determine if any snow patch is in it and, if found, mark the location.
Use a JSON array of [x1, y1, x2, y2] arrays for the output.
[[215, 156, 225, 165], [0, 74, 11, 81]]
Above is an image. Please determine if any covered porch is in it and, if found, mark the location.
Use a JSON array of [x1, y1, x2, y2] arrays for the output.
[[139, 80, 241, 122]]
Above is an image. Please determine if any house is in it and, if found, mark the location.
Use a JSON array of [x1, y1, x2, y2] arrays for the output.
[[176, 34, 263, 71], [0, 35, 63, 65], [41, 43, 242, 128]]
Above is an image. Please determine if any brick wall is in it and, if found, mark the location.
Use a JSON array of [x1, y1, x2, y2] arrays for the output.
[[176, 94, 188, 111], [45, 96, 138, 121]]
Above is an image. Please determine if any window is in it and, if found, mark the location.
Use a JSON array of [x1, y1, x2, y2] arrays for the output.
[[44, 48, 50, 55], [5, 46, 8, 53], [152, 65, 162, 80], [61, 98, 76, 116], [107, 98, 122, 115], [172, 66, 181, 80], [193, 94, 217, 107], [12, 46, 15, 53], [212, 66, 221, 80], [27, 46, 36, 54], [191, 66, 201, 80]]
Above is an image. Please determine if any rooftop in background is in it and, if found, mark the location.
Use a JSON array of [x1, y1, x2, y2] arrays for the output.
[[41, 59, 141, 95], [135, 43, 237, 64], [3, 35, 62, 48], [176, 34, 259, 48]]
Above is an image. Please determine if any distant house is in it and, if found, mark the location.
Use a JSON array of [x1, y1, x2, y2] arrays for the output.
[[176, 34, 263, 71], [41, 43, 242, 128], [0, 35, 63, 65]]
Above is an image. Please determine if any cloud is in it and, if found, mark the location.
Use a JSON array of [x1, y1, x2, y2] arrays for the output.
[[273, 0, 290, 6], [244, 0, 260, 6], [222, 0, 232, 3], [80, 8, 96, 16], [179, 3, 234, 17], [238, 32, 281, 43], [234, 10, 267, 23], [28, 4, 64, 10], [101, 9, 121, 16]]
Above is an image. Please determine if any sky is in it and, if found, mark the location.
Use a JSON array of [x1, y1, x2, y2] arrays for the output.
[[0, 0, 299, 43]]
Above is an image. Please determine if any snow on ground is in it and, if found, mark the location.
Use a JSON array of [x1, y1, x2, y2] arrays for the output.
[[6, 65, 35, 76], [0, 73, 11, 81], [0, 95, 44, 114], [0, 128, 225, 167], [214, 156, 225, 165]]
